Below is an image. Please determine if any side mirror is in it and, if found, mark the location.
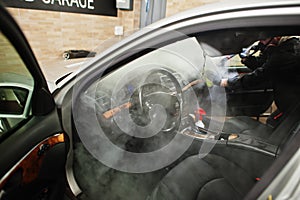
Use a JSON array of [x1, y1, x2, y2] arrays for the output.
[[0, 85, 33, 119]]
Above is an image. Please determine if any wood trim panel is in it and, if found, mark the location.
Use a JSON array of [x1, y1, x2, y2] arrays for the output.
[[0, 133, 65, 189]]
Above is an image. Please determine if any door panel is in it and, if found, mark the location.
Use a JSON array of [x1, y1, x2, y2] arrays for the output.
[[0, 111, 67, 200], [0, 4, 67, 200], [226, 88, 274, 116], [225, 65, 274, 117]]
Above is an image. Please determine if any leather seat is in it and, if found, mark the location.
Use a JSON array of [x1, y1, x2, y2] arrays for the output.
[[148, 105, 300, 200], [147, 154, 256, 200], [222, 103, 299, 146], [222, 116, 273, 139]]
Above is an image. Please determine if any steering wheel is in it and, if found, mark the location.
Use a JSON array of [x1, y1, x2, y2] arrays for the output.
[[132, 68, 183, 132]]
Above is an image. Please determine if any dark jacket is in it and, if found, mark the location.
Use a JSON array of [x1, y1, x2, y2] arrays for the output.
[[228, 37, 300, 112]]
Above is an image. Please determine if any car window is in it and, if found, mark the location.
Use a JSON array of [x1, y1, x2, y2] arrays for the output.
[[73, 36, 227, 173], [0, 31, 34, 137], [71, 26, 300, 199]]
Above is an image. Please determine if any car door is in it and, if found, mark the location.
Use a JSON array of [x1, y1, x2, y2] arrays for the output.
[[225, 54, 274, 117], [0, 4, 67, 200], [199, 31, 274, 118]]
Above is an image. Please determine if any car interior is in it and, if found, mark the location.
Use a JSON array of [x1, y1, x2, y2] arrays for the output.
[[0, 1, 299, 199], [69, 26, 300, 200]]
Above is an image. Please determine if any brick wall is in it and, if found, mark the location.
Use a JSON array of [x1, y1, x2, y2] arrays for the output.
[[0, 32, 30, 76], [7, 0, 141, 65], [6, 0, 221, 66], [166, 0, 219, 17]]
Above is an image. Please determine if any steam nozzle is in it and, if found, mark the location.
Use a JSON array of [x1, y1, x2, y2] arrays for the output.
[[240, 42, 265, 58]]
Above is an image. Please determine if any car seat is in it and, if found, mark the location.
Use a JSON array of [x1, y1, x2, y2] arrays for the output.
[[147, 104, 300, 200]]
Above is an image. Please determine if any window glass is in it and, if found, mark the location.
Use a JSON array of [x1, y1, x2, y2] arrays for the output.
[[0, 31, 34, 136], [72, 29, 300, 199], [73, 37, 227, 173]]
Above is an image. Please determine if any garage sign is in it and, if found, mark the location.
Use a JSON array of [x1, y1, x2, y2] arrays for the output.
[[1, 0, 117, 16]]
